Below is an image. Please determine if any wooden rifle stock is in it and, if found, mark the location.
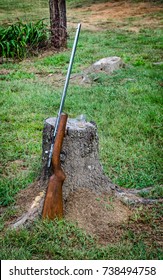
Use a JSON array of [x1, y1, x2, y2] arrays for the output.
[[42, 113, 68, 219]]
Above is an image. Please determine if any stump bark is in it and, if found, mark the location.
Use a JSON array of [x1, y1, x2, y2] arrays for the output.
[[10, 117, 162, 229], [10, 117, 114, 229], [42, 117, 114, 201]]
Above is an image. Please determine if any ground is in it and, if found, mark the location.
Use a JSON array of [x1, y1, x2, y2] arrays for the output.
[[5, 179, 162, 248], [0, 1, 163, 254], [65, 188, 131, 245], [68, 1, 163, 31]]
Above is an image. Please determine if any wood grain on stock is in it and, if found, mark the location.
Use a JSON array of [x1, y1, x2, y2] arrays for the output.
[[42, 113, 68, 219]]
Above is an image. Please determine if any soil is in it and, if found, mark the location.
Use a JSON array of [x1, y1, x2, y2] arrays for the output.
[[68, 1, 163, 31], [4, 182, 132, 244], [1, 2, 162, 247], [2, 1, 161, 85], [0, 181, 44, 224], [4, 181, 162, 246], [65, 1, 163, 245], [65, 188, 131, 244]]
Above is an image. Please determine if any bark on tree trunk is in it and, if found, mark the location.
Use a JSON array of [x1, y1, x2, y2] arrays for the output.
[[49, 0, 67, 49], [42, 117, 115, 200]]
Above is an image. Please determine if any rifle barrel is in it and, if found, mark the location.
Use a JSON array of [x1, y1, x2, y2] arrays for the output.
[[48, 23, 81, 168]]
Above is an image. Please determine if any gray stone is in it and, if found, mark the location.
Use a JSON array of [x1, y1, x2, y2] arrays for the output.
[[153, 61, 163, 66], [70, 57, 125, 85], [85, 56, 124, 74]]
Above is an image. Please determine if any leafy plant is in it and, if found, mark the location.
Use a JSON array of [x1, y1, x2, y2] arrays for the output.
[[0, 0, 162, 261], [0, 20, 49, 60]]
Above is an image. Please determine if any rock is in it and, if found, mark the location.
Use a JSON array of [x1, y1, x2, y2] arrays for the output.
[[70, 57, 125, 85], [153, 61, 163, 66], [85, 56, 125, 74]]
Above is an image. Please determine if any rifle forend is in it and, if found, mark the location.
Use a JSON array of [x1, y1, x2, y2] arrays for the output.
[[42, 113, 68, 219]]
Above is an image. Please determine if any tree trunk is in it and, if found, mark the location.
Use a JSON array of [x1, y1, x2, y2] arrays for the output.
[[49, 0, 67, 49]]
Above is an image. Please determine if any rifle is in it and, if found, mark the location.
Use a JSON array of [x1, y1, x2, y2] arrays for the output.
[[42, 23, 81, 219]]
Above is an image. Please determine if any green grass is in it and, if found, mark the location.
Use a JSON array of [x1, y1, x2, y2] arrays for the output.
[[0, 26, 162, 204], [0, 0, 49, 23], [67, 0, 111, 8], [0, 218, 162, 260], [0, 0, 163, 259], [67, 0, 163, 8]]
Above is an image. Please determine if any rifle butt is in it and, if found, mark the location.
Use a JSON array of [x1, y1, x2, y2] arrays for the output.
[[42, 113, 67, 220], [42, 170, 66, 219]]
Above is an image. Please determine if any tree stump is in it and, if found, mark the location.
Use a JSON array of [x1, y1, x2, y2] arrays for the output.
[[42, 117, 114, 201], [10, 117, 162, 229]]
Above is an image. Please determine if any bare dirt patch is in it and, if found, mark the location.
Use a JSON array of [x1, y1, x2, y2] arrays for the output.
[[65, 188, 132, 244], [15, 181, 43, 213], [3, 182, 162, 247], [4, 181, 132, 242], [68, 1, 163, 31], [0, 69, 11, 75], [1, 2, 162, 246], [0, 181, 44, 225]]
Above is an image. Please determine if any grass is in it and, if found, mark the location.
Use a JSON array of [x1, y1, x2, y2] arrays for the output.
[[67, 0, 163, 8], [0, 0, 163, 259], [0, 217, 162, 260], [0, 0, 49, 24]]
